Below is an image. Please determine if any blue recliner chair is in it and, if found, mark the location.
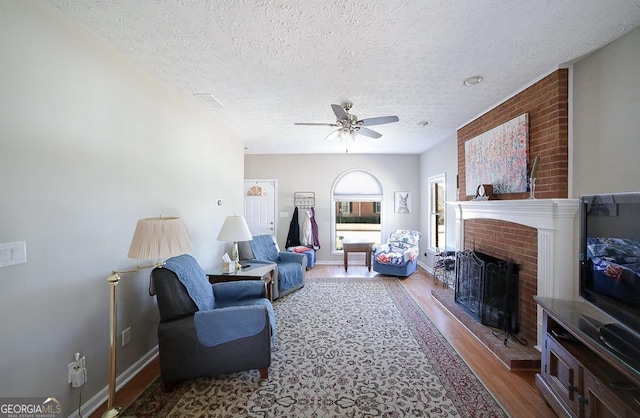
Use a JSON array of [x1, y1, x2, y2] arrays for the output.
[[150, 254, 276, 388], [239, 235, 306, 299]]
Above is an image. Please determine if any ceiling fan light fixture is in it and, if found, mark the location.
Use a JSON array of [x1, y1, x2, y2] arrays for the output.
[[296, 102, 397, 140], [463, 76, 484, 86]]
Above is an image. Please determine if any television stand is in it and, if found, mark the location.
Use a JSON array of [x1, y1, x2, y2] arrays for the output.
[[535, 297, 640, 417]]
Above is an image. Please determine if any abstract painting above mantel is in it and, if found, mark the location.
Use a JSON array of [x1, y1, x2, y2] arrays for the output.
[[465, 114, 529, 195]]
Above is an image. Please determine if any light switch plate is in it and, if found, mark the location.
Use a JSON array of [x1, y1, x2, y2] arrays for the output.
[[122, 327, 131, 347], [0, 241, 26, 267]]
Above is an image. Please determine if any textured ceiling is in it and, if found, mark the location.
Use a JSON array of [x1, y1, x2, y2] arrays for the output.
[[48, 0, 640, 154]]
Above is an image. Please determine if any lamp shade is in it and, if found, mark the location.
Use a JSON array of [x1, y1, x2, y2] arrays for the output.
[[216, 215, 253, 242], [127, 216, 193, 260]]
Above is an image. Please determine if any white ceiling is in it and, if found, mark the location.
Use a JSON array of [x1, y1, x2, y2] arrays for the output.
[[48, 0, 640, 154]]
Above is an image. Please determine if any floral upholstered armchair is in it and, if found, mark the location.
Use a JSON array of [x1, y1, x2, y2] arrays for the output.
[[372, 229, 421, 277]]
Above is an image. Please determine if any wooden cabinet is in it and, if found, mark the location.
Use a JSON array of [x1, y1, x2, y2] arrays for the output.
[[541, 334, 582, 416], [582, 370, 629, 418], [535, 297, 640, 418]]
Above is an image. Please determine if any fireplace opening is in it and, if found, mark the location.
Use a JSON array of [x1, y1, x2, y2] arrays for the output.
[[455, 250, 524, 345]]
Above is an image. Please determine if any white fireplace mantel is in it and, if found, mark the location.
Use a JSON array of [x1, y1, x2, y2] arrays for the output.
[[448, 198, 580, 347], [449, 199, 579, 232]]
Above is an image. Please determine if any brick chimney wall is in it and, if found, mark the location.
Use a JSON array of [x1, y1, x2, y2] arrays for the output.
[[456, 69, 569, 343]]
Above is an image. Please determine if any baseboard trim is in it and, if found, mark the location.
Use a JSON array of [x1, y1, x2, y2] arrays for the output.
[[417, 260, 432, 274], [314, 260, 337, 265], [70, 345, 159, 418]]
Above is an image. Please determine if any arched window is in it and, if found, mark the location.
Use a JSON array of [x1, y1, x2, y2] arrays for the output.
[[331, 169, 383, 252]]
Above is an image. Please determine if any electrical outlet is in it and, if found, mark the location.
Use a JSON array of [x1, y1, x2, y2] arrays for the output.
[[0, 241, 27, 267], [122, 327, 131, 347], [68, 353, 86, 387], [67, 362, 75, 384]]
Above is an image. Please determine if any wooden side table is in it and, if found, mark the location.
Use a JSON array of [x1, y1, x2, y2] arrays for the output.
[[207, 262, 276, 301], [342, 240, 374, 272]]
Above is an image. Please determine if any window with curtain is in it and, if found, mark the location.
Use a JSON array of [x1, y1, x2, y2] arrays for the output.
[[332, 170, 383, 251]]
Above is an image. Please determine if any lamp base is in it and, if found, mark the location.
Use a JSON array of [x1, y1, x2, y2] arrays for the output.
[[102, 406, 136, 418], [102, 407, 121, 418], [232, 241, 242, 270]]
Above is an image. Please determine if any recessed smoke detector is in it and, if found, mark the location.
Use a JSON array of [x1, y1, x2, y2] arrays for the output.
[[463, 76, 484, 86], [193, 93, 223, 107]]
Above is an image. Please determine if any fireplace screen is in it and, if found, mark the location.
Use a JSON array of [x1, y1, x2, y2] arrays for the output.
[[455, 250, 520, 340], [454, 250, 485, 320]]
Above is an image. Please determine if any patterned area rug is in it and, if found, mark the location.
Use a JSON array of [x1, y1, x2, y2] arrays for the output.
[[124, 277, 507, 417]]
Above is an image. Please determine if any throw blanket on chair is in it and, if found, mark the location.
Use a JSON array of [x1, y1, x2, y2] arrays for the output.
[[194, 305, 268, 347], [374, 230, 421, 265], [164, 254, 214, 311]]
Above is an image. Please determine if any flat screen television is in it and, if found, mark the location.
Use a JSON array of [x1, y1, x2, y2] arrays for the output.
[[579, 192, 640, 368]]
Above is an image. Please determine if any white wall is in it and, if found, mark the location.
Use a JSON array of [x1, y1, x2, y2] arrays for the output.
[[244, 154, 420, 264], [418, 134, 458, 270], [0, 2, 244, 415], [572, 26, 640, 196]]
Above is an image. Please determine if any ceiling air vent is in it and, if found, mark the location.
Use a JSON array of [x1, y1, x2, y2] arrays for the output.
[[193, 93, 223, 108]]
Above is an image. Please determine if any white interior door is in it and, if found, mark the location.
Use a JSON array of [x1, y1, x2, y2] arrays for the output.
[[244, 179, 277, 236]]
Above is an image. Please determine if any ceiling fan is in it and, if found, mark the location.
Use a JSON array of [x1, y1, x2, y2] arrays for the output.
[[295, 102, 399, 140]]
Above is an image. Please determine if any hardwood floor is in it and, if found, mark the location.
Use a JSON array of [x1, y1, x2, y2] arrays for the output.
[[90, 264, 555, 417], [396, 268, 555, 417], [89, 358, 160, 418]]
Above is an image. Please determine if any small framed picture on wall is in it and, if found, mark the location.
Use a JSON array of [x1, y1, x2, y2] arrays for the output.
[[395, 192, 411, 213]]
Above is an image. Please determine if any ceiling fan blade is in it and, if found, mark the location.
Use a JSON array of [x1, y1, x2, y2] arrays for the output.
[[356, 127, 382, 138], [294, 122, 339, 127], [331, 104, 348, 120], [358, 116, 399, 126]]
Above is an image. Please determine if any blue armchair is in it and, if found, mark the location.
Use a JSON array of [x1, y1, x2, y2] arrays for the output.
[[150, 254, 275, 387], [239, 235, 306, 299]]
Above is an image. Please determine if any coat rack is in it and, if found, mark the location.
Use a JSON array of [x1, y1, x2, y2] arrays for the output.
[[294, 192, 315, 209]]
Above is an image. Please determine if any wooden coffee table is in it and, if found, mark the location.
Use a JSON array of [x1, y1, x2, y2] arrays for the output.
[[342, 240, 374, 272], [207, 262, 276, 301]]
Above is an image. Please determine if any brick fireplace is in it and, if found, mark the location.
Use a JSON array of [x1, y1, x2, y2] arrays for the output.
[[451, 68, 575, 351]]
